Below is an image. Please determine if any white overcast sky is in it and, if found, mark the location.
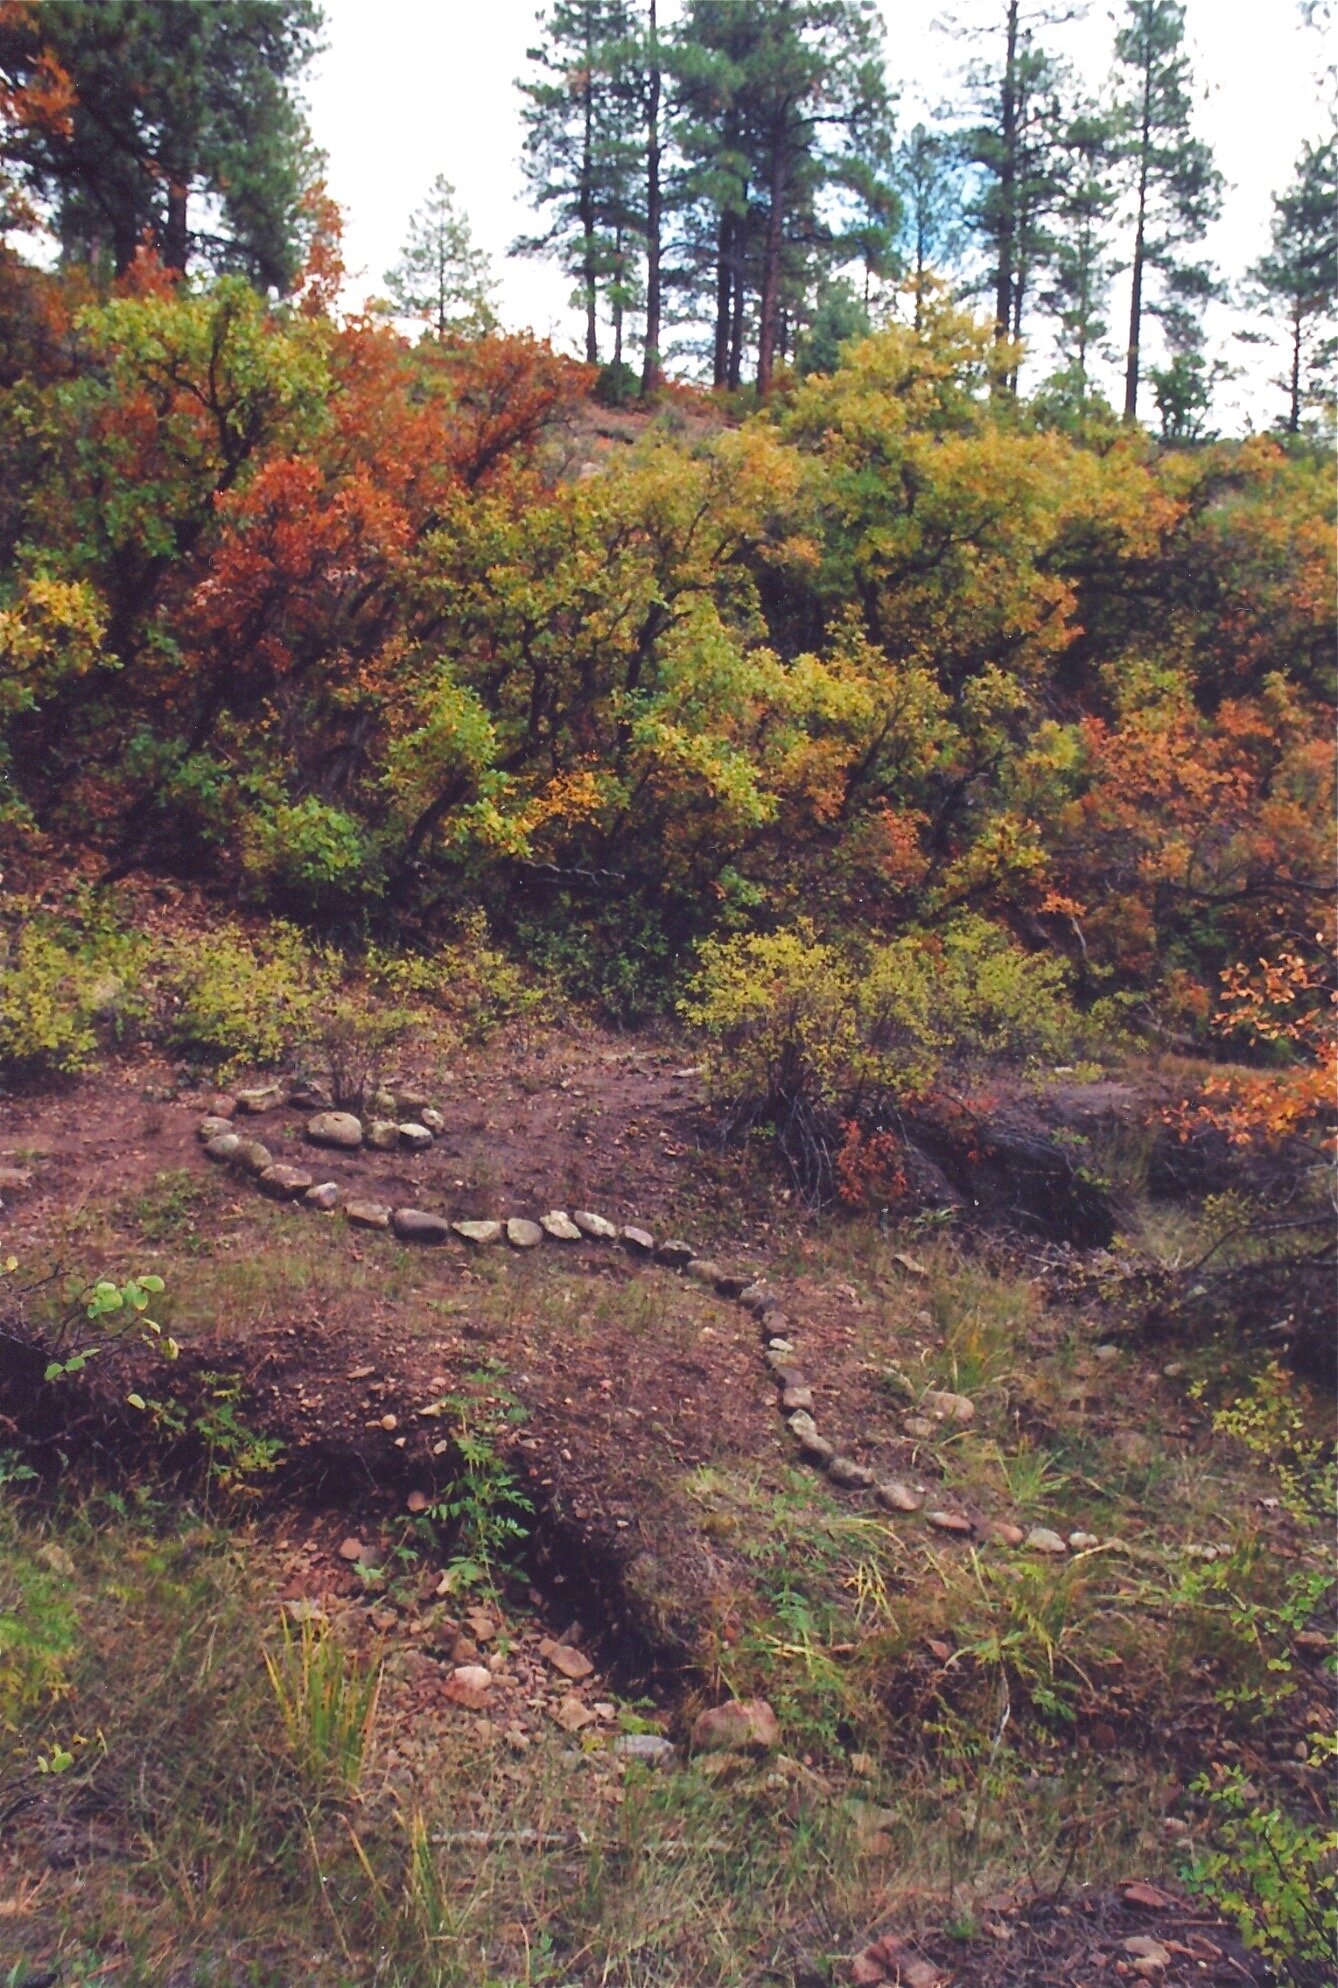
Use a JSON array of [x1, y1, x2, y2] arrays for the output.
[[305, 0, 1332, 427]]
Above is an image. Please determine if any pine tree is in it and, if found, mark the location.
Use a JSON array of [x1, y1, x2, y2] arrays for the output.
[[672, 0, 893, 395], [1038, 102, 1119, 403], [385, 175, 496, 339], [1113, 0, 1222, 424], [958, 0, 1068, 388], [0, 0, 322, 288], [1247, 138, 1337, 434], [896, 123, 966, 328], [515, 0, 641, 366]]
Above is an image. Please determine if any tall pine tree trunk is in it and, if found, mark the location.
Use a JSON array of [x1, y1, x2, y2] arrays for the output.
[[163, 176, 189, 277], [728, 256, 745, 389], [994, 0, 1019, 353], [1288, 299, 1302, 433], [713, 210, 733, 387], [641, 0, 662, 396], [580, 61, 599, 365], [757, 134, 786, 396], [1123, 66, 1153, 422]]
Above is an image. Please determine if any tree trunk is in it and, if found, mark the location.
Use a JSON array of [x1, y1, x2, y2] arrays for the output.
[[713, 210, 733, 387], [1288, 299, 1302, 433], [1123, 67, 1153, 423], [728, 256, 745, 390], [580, 62, 599, 365], [641, 0, 662, 397], [163, 177, 189, 277], [994, 0, 1019, 354], [756, 132, 786, 396]]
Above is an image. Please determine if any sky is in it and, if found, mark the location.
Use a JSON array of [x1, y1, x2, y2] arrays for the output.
[[304, 0, 1332, 427]]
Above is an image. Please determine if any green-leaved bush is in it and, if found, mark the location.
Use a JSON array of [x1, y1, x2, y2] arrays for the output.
[[682, 917, 1077, 1196], [160, 920, 331, 1074], [0, 914, 149, 1079]]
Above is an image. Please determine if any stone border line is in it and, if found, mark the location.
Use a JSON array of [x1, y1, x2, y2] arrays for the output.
[[195, 1087, 1111, 1560]]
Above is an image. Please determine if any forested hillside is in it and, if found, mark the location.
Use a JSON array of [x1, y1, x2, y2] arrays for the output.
[[0, 5, 1333, 1986]]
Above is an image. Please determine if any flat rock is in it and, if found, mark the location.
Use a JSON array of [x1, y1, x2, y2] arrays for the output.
[[235, 1084, 285, 1114], [394, 1087, 430, 1114], [786, 1410, 819, 1441], [540, 1211, 582, 1241], [711, 1268, 753, 1299], [258, 1164, 314, 1200], [621, 1225, 656, 1256], [233, 1139, 274, 1176], [1068, 1530, 1100, 1550], [654, 1239, 695, 1269], [828, 1457, 876, 1489], [780, 1383, 814, 1414], [611, 1733, 675, 1766], [346, 1200, 392, 1230], [926, 1509, 974, 1535], [453, 1219, 503, 1246], [572, 1210, 618, 1240], [206, 1095, 236, 1120], [365, 1119, 399, 1151], [986, 1520, 1025, 1546], [796, 1430, 835, 1467], [684, 1258, 723, 1287], [539, 1637, 594, 1681], [304, 1181, 340, 1210], [765, 1348, 797, 1374], [690, 1698, 779, 1754], [553, 1695, 595, 1733], [203, 1133, 243, 1164], [891, 1251, 929, 1278], [398, 1122, 434, 1152], [1024, 1526, 1068, 1556], [506, 1217, 543, 1249], [306, 1110, 363, 1150], [738, 1282, 779, 1316], [392, 1207, 454, 1244], [876, 1479, 923, 1514], [197, 1116, 234, 1143], [903, 1415, 938, 1441], [922, 1388, 975, 1425]]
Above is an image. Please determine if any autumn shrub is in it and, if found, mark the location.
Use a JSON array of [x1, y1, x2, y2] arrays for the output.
[[239, 796, 384, 916], [683, 917, 1077, 1197], [313, 994, 424, 1111], [159, 921, 330, 1075], [0, 915, 148, 1080]]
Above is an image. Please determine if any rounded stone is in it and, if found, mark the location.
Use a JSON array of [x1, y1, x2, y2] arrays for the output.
[[922, 1388, 976, 1426], [780, 1383, 814, 1414], [306, 1110, 364, 1150], [197, 1115, 234, 1142], [926, 1509, 974, 1535], [304, 1182, 340, 1210], [392, 1207, 454, 1244], [203, 1133, 243, 1164], [540, 1211, 582, 1241], [621, 1225, 656, 1256], [799, 1433, 836, 1467], [346, 1200, 392, 1230], [654, 1239, 694, 1269], [398, 1122, 434, 1152], [876, 1480, 923, 1514], [453, 1219, 503, 1246], [684, 1258, 723, 1287], [233, 1139, 274, 1176], [506, 1217, 543, 1249], [235, 1083, 285, 1114], [365, 1120, 399, 1151], [258, 1164, 314, 1200], [1024, 1526, 1068, 1556], [420, 1108, 446, 1135], [827, 1457, 876, 1490], [572, 1211, 618, 1240]]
